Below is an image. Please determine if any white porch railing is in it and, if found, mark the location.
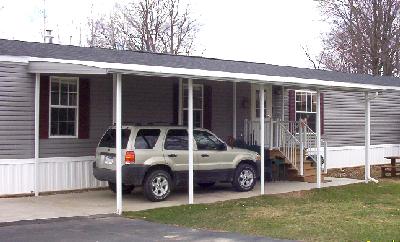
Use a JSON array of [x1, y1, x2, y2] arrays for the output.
[[243, 119, 282, 148], [244, 119, 328, 174]]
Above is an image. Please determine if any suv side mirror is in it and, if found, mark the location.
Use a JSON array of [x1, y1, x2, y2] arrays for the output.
[[217, 143, 227, 151]]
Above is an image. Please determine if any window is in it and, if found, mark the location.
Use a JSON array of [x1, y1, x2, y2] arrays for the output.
[[182, 84, 203, 128], [295, 90, 317, 131], [99, 128, 131, 149], [50, 77, 79, 137], [164, 129, 188, 150], [134, 129, 161, 149], [194, 130, 225, 150]]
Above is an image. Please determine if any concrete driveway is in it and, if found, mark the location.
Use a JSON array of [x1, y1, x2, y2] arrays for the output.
[[0, 177, 361, 223], [0, 215, 295, 242]]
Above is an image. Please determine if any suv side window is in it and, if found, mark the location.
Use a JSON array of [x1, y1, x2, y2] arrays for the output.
[[164, 129, 188, 150], [194, 130, 225, 150], [135, 129, 161, 149]]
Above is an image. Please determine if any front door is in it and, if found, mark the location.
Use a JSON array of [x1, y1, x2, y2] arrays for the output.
[[251, 84, 273, 121], [250, 84, 273, 147]]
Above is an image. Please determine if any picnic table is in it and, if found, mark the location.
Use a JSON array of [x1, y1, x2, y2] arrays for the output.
[[381, 156, 400, 177]]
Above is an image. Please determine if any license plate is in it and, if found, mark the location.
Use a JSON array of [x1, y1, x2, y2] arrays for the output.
[[104, 155, 114, 165]]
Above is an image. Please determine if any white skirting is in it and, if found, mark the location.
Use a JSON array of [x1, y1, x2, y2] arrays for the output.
[[0, 156, 106, 196], [326, 144, 400, 169]]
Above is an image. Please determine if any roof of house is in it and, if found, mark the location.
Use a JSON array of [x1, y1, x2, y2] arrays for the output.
[[0, 38, 399, 89]]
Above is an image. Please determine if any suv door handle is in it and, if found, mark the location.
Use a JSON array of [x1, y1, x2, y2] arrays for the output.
[[168, 154, 177, 158], [201, 154, 209, 157]]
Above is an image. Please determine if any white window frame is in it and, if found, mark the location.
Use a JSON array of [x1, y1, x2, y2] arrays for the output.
[[48, 76, 79, 138], [295, 90, 317, 130], [251, 84, 272, 121], [180, 83, 204, 128]]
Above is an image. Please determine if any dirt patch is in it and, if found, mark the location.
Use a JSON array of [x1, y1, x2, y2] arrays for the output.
[[327, 164, 400, 181]]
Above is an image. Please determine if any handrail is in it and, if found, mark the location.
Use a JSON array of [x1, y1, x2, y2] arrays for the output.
[[243, 119, 328, 174], [277, 121, 301, 169]]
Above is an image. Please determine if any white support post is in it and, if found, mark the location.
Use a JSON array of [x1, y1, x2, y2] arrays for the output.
[[299, 124, 304, 176], [281, 86, 285, 121], [365, 92, 370, 183], [34, 73, 40, 197], [178, 78, 183, 125], [188, 79, 194, 204], [116, 73, 123, 215], [233, 82, 237, 139], [112, 74, 116, 124], [324, 141, 328, 174], [316, 90, 322, 188], [260, 84, 265, 195]]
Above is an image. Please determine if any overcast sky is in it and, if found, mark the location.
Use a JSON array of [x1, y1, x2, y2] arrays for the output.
[[0, 0, 329, 68]]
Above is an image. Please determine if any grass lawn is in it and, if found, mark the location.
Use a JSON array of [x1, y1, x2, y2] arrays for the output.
[[124, 180, 400, 242]]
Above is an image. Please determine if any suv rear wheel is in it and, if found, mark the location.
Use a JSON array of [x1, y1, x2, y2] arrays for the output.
[[143, 169, 172, 202], [108, 182, 134, 194], [232, 163, 256, 192]]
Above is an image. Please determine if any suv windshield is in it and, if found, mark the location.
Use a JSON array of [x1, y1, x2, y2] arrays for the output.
[[99, 128, 131, 148]]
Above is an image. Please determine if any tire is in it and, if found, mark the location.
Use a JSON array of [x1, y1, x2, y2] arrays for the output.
[[232, 163, 257, 192], [108, 182, 134, 195], [197, 182, 215, 188], [143, 169, 172, 202]]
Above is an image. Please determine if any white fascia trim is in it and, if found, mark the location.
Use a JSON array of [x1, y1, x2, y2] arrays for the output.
[[0, 55, 30, 63], [36, 57, 400, 91], [2, 55, 399, 91], [0, 156, 95, 165]]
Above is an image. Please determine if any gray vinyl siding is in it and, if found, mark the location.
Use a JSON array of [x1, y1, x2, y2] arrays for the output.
[[235, 82, 251, 138], [209, 81, 233, 140], [323, 91, 365, 146], [370, 91, 400, 145], [0, 62, 35, 159], [122, 76, 175, 125], [279, 87, 400, 147], [324, 90, 400, 146], [40, 75, 113, 157]]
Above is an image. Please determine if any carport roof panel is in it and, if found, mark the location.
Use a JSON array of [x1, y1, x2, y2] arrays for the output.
[[0, 38, 399, 88]]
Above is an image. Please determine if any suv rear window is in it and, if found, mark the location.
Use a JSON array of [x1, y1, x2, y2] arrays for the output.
[[99, 129, 131, 148], [134, 129, 161, 149], [164, 129, 188, 150]]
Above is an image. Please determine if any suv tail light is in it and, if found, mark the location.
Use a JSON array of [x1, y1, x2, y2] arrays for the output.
[[125, 151, 135, 164]]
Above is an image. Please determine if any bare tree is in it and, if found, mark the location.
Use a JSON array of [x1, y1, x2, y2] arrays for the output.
[[301, 45, 323, 69], [87, 0, 199, 55], [317, 0, 400, 76]]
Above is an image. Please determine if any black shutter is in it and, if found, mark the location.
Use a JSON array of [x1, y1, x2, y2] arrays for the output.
[[203, 85, 212, 130], [39, 76, 50, 139], [78, 79, 90, 139]]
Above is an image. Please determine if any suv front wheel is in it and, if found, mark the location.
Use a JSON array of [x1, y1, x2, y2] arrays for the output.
[[232, 163, 257, 192], [143, 169, 172, 202]]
